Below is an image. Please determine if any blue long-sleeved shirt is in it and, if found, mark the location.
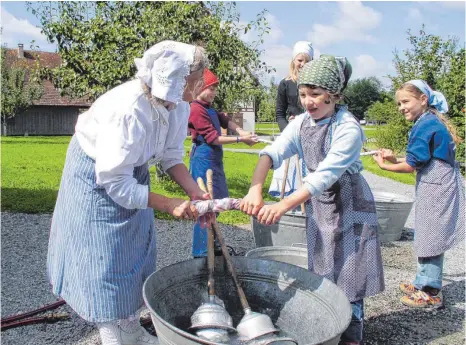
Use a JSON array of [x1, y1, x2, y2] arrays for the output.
[[260, 107, 365, 197], [406, 112, 456, 169]]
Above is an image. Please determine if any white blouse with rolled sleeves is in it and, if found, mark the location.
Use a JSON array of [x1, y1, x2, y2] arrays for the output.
[[75, 79, 189, 210], [260, 108, 365, 197]]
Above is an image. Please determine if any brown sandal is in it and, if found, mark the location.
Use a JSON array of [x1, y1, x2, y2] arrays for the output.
[[400, 290, 443, 309], [399, 282, 419, 295]]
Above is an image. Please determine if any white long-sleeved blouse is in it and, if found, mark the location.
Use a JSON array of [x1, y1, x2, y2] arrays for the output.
[[75, 79, 189, 210]]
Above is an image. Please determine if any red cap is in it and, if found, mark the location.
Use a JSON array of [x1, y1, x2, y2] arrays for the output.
[[203, 68, 219, 90]]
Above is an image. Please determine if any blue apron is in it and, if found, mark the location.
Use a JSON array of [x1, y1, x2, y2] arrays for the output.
[[47, 135, 156, 322], [189, 103, 228, 257]]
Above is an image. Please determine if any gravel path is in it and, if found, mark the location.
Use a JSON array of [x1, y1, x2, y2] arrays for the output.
[[2, 171, 464, 345]]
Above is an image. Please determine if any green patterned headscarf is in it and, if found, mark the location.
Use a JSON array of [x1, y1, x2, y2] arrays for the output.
[[297, 54, 352, 94]]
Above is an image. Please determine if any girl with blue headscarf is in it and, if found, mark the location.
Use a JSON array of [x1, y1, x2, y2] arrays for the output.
[[373, 79, 465, 309]]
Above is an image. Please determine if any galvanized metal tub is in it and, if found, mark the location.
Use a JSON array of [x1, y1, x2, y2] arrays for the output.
[[143, 257, 351, 345], [251, 202, 307, 248], [373, 191, 414, 242], [245, 246, 308, 269]]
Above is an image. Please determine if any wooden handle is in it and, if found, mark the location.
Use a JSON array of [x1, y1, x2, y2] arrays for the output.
[[210, 221, 250, 311], [280, 159, 290, 200], [206, 169, 214, 199], [205, 168, 249, 310], [295, 155, 306, 214], [197, 177, 215, 296], [197, 177, 207, 193]]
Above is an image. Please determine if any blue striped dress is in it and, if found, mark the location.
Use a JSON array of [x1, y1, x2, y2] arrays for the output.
[[47, 135, 156, 322]]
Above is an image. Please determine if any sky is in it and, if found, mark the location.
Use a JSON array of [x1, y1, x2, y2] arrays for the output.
[[1, 1, 465, 87]]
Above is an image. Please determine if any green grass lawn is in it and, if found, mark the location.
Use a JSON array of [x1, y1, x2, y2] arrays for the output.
[[255, 122, 279, 131], [1, 136, 276, 224], [183, 138, 267, 150], [1, 135, 414, 224]]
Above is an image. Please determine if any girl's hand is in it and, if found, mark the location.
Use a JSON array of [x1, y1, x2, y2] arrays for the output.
[[167, 198, 199, 220], [257, 202, 288, 225], [380, 149, 397, 164], [240, 133, 259, 146], [372, 151, 385, 167], [240, 188, 264, 216], [288, 115, 296, 121]]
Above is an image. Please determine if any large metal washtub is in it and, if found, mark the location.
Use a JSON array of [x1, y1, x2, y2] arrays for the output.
[[143, 257, 352, 345], [251, 203, 307, 248], [252, 190, 414, 248]]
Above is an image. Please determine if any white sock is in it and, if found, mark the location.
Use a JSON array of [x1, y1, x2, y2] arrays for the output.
[[97, 312, 158, 345], [97, 320, 122, 345]]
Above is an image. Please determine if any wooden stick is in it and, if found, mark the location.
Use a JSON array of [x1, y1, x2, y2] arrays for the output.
[[206, 169, 214, 199], [280, 159, 290, 200], [206, 169, 250, 311], [197, 176, 214, 297], [295, 155, 306, 213], [197, 177, 207, 193]]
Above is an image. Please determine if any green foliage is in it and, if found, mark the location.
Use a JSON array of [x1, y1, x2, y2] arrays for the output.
[[436, 48, 465, 163], [343, 77, 382, 120], [374, 113, 413, 155], [366, 98, 399, 124], [388, 26, 465, 162], [1, 47, 43, 122], [28, 1, 274, 112], [390, 26, 459, 89], [256, 78, 278, 122]]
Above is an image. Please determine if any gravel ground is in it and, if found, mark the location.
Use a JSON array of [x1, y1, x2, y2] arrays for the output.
[[1, 171, 464, 345]]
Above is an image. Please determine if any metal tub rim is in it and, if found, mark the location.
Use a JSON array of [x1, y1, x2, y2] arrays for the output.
[[143, 257, 352, 345]]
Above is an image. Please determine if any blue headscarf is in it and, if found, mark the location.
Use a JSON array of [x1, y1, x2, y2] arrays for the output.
[[407, 79, 449, 113]]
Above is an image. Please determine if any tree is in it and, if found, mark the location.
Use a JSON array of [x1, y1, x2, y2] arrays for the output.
[[388, 26, 465, 162], [436, 48, 465, 164], [28, 1, 274, 112], [343, 77, 382, 120], [256, 78, 278, 123], [366, 98, 399, 125], [1, 46, 43, 135]]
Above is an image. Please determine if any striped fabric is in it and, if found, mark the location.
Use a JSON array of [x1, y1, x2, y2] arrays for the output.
[[47, 135, 156, 322]]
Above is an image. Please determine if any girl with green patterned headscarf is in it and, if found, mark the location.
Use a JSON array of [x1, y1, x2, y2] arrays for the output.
[[296, 54, 352, 121], [241, 54, 384, 345]]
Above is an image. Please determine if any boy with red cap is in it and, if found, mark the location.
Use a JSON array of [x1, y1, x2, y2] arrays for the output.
[[189, 68, 258, 257]]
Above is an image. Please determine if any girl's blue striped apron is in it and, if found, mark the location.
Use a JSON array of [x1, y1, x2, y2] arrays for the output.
[[189, 102, 228, 257], [47, 135, 156, 322]]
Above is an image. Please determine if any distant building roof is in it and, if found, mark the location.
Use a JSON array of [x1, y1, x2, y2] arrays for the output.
[[5, 45, 91, 107]]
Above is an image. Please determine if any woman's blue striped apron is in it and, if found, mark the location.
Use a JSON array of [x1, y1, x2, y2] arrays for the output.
[[47, 135, 156, 322], [189, 103, 228, 257]]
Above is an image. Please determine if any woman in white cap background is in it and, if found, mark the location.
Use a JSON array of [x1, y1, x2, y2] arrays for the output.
[[268, 41, 317, 199], [47, 40, 210, 345]]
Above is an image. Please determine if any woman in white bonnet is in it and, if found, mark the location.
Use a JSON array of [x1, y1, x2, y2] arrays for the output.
[[47, 40, 210, 345], [269, 41, 316, 199]]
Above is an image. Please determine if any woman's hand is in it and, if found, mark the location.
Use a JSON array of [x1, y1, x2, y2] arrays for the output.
[[190, 189, 213, 227], [240, 133, 259, 146], [288, 115, 296, 121], [256, 202, 288, 225], [240, 188, 264, 216], [167, 198, 199, 220]]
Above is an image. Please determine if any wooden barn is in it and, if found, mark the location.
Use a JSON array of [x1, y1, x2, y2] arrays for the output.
[[2, 44, 91, 136]]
